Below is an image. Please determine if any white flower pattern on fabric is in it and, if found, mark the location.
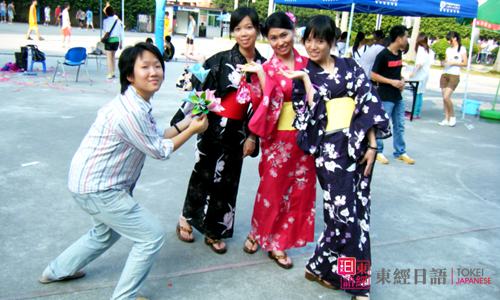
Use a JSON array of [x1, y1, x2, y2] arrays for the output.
[[218, 203, 235, 235]]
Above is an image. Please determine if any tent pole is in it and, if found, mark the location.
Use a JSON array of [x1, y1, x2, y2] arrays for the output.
[[99, 0, 102, 38], [345, 3, 355, 58], [463, 18, 476, 105]]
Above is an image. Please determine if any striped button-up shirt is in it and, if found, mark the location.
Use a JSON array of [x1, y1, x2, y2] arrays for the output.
[[68, 86, 174, 194]]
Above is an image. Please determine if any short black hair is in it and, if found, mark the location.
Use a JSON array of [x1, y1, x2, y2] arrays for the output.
[[104, 6, 114, 17], [165, 35, 171, 43], [119, 42, 165, 94], [373, 30, 385, 41], [262, 11, 294, 37], [389, 25, 408, 43], [230, 7, 259, 33], [145, 37, 153, 44], [302, 15, 336, 47]]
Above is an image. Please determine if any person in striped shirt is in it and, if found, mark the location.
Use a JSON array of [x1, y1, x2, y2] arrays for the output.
[[38, 42, 208, 300]]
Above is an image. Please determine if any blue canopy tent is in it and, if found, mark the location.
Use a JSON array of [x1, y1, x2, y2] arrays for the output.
[[276, 0, 477, 52], [276, 0, 478, 110], [275, 0, 477, 17]]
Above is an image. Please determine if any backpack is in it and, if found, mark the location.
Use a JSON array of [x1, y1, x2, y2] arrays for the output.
[[23, 45, 46, 62]]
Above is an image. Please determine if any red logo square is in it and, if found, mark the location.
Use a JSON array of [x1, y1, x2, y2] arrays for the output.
[[338, 257, 357, 276]]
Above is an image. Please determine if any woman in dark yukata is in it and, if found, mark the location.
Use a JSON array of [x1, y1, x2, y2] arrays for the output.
[[173, 7, 265, 254], [281, 15, 391, 300]]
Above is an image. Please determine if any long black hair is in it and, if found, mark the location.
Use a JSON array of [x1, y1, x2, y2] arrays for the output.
[[446, 31, 462, 52], [119, 42, 165, 94], [230, 7, 260, 33], [352, 31, 365, 55], [262, 11, 294, 37], [302, 15, 336, 47]]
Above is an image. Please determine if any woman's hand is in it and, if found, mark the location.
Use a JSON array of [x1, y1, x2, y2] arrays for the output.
[[279, 68, 307, 81], [242, 136, 256, 158], [237, 61, 263, 74], [359, 147, 377, 177]]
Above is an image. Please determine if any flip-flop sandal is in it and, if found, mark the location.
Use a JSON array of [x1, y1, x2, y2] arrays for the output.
[[304, 270, 339, 290], [204, 237, 227, 254], [176, 222, 194, 243], [243, 235, 259, 254], [268, 251, 293, 269]]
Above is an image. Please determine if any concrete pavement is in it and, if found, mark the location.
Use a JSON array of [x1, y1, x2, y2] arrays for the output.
[[0, 22, 499, 300]]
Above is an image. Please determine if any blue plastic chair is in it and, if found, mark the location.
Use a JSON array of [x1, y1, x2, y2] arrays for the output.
[[52, 47, 91, 84]]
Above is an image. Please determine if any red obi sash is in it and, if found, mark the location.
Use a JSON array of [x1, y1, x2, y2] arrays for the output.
[[215, 91, 249, 120]]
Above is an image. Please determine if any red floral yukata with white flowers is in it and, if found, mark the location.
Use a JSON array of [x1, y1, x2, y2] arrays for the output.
[[248, 49, 316, 251]]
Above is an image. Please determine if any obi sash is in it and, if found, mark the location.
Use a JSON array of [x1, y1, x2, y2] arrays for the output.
[[325, 97, 355, 133], [215, 90, 249, 121], [277, 101, 296, 131]]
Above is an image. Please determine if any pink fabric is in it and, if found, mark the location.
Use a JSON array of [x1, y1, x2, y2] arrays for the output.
[[249, 48, 308, 137]]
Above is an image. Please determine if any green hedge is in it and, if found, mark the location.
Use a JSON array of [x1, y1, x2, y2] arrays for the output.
[[431, 38, 479, 61]]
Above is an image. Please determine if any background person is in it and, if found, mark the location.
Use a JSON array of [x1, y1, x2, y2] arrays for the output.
[[61, 3, 71, 48], [26, 0, 43, 40], [409, 32, 435, 119], [103, 6, 124, 79], [438, 31, 467, 127], [86, 8, 94, 30], [371, 25, 415, 165]]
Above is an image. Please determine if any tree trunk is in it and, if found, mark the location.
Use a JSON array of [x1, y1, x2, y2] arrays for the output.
[[340, 11, 349, 33], [407, 17, 420, 61]]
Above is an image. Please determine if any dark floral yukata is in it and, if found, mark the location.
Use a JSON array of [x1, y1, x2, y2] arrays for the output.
[[292, 57, 390, 297], [174, 44, 265, 240]]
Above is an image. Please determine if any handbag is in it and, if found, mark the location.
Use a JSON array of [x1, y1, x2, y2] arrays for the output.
[[101, 19, 118, 43]]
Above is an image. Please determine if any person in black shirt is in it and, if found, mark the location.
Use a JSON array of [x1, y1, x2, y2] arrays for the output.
[[371, 25, 415, 165]]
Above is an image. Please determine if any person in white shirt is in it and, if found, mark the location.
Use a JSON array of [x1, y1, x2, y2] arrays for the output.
[[336, 31, 348, 56], [439, 31, 467, 127], [38, 42, 208, 300], [43, 5, 50, 26], [60, 3, 71, 48], [351, 31, 368, 62], [103, 6, 124, 79], [358, 30, 385, 80], [410, 33, 435, 119]]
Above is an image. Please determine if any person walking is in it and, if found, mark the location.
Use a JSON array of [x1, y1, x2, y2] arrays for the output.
[[283, 15, 390, 300], [26, 0, 43, 40], [239, 11, 316, 270], [38, 42, 208, 300], [173, 7, 265, 255], [438, 31, 467, 127], [371, 25, 415, 165], [103, 6, 124, 79], [409, 33, 435, 119], [60, 3, 71, 48]]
